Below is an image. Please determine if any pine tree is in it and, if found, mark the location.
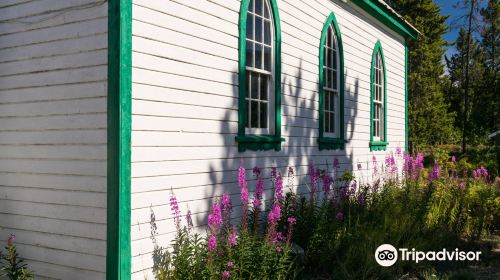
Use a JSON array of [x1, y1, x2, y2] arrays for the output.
[[478, 0, 500, 135], [386, 0, 457, 149]]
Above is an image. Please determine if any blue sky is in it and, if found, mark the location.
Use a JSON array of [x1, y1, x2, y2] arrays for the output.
[[434, 0, 487, 58]]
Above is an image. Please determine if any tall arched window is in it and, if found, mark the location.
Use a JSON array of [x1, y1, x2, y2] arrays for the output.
[[370, 40, 387, 151], [236, 0, 283, 152], [318, 13, 345, 150]]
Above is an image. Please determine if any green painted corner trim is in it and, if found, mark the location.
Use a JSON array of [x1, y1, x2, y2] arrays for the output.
[[318, 12, 345, 151], [369, 40, 387, 152], [237, 0, 282, 152], [404, 42, 409, 152], [107, 0, 131, 279], [351, 0, 419, 40]]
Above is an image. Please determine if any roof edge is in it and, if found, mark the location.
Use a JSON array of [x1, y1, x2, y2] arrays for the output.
[[351, 0, 420, 40]]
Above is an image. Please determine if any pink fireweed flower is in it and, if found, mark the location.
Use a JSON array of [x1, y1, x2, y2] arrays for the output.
[[372, 156, 378, 175], [274, 173, 284, 202], [7, 234, 15, 246], [287, 217, 296, 225], [208, 234, 217, 252], [169, 192, 181, 230], [396, 147, 402, 156], [222, 192, 232, 211], [228, 229, 237, 247], [238, 166, 249, 204], [322, 174, 332, 197], [286, 217, 296, 243], [185, 210, 193, 231], [451, 155, 456, 163], [268, 203, 281, 224], [333, 157, 340, 170], [429, 161, 441, 181], [335, 212, 344, 221], [415, 153, 424, 169], [208, 199, 222, 229], [221, 192, 232, 228], [226, 261, 234, 268], [270, 166, 277, 183], [458, 181, 466, 190], [222, 270, 231, 279], [308, 161, 319, 185]]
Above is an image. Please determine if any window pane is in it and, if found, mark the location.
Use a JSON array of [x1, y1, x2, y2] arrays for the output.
[[255, 43, 262, 69], [255, 0, 263, 15], [263, 46, 271, 71], [251, 100, 259, 128], [249, 0, 254, 12], [332, 49, 337, 68], [246, 72, 251, 98], [324, 91, 330, 111], [325, 69, 330, 89], [325, 112, 330, 133], [246, 41, 253, 67], [260, 102, 267, 128], [326, 48, 331, 68], [330, 93, 335, 112], [251, 73, 259, 99], [264, 21, 271, 45], [264, 0, 269, 18], [246, 100, 251, 128], [332, 70, 337, 89], [255, 16, 262, 42], [260, 76, 268, 100], [247, 14, 254, 40]]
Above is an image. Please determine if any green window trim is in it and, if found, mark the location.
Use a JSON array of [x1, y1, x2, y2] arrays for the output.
[[369, 40, 388, 151], [107, 0, 132, 279], [318, 12, 346, 151], [236, 0, 284, 153]]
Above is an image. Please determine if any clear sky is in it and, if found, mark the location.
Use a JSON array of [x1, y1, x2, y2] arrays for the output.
[[434, 0, 487, 59]]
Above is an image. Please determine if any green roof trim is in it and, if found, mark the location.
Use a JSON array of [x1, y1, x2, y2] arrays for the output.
[[351, 0, 419, 40]]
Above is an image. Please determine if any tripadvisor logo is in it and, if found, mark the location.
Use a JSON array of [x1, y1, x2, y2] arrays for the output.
[[375, 244, 482, 267]]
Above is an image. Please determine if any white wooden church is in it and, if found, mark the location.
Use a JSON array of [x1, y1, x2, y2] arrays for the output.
[[0, 0, 418, 279]]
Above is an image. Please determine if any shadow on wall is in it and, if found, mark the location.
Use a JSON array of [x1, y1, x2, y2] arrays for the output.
[[196, 59, 361, 229], [148, 60, 362, 271]]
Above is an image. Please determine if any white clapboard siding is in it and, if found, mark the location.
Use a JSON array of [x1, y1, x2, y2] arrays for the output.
[[130, 0, 408, 277], [0, 1, 107, 279]]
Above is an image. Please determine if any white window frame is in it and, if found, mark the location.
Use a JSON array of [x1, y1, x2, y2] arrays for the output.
[[373, 52, 384, 142], [323, 24, 340, 138], [245, 0, 275, 135]]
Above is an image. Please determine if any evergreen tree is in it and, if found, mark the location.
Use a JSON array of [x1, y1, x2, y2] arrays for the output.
[[478, 0, 499, 135], [386, 0, 457, 149]]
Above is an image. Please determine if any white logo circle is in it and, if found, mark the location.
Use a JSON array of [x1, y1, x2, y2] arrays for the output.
[[375, 244, 398, 267]]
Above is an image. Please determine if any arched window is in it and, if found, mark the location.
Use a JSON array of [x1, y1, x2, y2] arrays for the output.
[[370, 41, 387, 151], [236, 0, 283, 152], [318, 13, 345, 150]]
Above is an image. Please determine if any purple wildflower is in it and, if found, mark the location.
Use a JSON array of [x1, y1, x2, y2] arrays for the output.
[[396, 147, 402, 156], [208, 235, 217, 252], [429, 161, 441, 181], [228, 229, 237, 247], [335, 212, 344, 221], [226, 261, 234, 268], [222, 192, 232, 211], [270, 167, 277, 183], [238, 166, 249, 204], [274, 173, 284, 202], [333, 157, 340, 170], [287, 217, 296, 225], [185, 210, 193, 230], [222, 271, 231, 279], [451, 155, 456, 163], [268, 203, 281, 224], [208, 199, 222, 229], [415, 153, 424, 169], [7, 234, 15, 246], [322, 174, 332, 197], [169, 192, 181, 230], [458, 181, 466, 190], [372, 156, 378, 175]]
